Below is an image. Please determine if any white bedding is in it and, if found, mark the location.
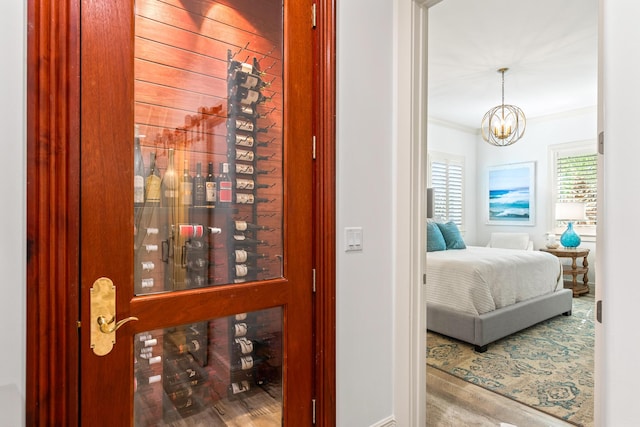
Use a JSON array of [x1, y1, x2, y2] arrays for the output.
[[426, 246, 563, 316]]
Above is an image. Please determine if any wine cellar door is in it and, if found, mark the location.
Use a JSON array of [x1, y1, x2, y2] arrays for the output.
[[79, 1, 313, 425]]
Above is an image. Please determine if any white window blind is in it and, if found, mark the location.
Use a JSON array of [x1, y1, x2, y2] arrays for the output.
[[429, 154, 464, 226], [556, 153, 597, 227]]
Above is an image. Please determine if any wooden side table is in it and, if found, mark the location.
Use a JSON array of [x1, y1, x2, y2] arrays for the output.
[[540, 247, 590, 297]]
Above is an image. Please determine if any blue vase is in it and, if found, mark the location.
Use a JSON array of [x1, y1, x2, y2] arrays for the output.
[[560, 222, 581, 248]]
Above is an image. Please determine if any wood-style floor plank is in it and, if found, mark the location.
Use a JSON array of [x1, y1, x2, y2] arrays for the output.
[[427, 367, 574, 427]]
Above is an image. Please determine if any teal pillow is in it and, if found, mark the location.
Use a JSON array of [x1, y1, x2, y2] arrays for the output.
[[437, 221, 466, 250], [427, 222, 446, 252]]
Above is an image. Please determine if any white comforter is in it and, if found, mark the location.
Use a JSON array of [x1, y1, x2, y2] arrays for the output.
[[426, 246, 563, 316]]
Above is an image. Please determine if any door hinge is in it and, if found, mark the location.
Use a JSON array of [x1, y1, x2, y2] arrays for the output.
[[312, 398, 316, 424], [423, 273, 426, 285], [312, 4, 317, 28], [598, 131, 604, 154], [77, 320, 81, 329], [312, 268, 317, 293], [597, 299, 602, 323], [312, 135, 317, 159]]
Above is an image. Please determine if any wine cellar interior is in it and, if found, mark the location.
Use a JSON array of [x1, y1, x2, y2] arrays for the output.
[[132, 0, 285, 424]]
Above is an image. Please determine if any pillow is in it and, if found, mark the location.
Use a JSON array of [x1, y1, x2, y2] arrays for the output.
[[426, 222, 446, 252], [436, 221, 466, 250]]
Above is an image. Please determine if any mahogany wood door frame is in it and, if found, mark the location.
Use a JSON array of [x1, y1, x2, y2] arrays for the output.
[[25, 0, 336, 425]]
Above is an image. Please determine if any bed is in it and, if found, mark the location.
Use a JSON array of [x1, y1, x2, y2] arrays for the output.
[[426, 245, 573, 352]]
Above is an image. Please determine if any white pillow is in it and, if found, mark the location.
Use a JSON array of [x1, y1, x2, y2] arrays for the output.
[[490, 233, 530, 250]]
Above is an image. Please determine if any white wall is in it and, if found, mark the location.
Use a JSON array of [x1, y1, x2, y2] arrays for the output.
[[0, 1, 25, 425], [336, 0, 395, 425], [427, 121, 478, 244]]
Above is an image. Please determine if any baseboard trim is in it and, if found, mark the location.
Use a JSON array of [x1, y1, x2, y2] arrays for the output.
[[370, 416, 396, 427]]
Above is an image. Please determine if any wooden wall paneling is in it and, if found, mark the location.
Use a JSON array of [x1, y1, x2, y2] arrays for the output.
[[312, 0, 337, 425], [26, 0, 80, 425]]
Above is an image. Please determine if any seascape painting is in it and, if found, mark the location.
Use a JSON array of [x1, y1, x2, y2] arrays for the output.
[[487, 162, 535, 225]]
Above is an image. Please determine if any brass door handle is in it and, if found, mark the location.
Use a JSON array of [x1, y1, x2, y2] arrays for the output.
[[97, 315, 139, 334], [90, 277, 139, 356]]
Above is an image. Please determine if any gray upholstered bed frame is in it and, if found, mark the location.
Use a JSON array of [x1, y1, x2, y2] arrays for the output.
[[427, 288, 574, 352]]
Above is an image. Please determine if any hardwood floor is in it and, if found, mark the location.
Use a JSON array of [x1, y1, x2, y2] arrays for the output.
[[426, 367, 573, 427]]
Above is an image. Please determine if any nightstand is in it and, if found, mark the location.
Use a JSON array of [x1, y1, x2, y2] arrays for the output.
[[540, 247, 590, 297]]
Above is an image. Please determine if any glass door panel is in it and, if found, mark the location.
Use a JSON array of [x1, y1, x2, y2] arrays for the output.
[[133, 0, 284, 295], [134, 307, 283, 425], [79, 0, 312, 424]]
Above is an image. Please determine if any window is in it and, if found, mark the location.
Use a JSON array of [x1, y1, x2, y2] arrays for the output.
[[428, 152, 464, 227], [551, 141, 597, 235]]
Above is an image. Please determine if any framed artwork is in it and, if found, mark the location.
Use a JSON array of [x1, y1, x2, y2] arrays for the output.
[[487, 161, 535, 225]]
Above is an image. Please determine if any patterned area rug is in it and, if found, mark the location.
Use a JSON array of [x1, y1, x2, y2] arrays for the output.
[[427, 297, 594, 427]]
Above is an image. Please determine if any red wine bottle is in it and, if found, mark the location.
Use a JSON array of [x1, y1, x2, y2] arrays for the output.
[[205, 162, 216, 206], [217, 162, 232, 205], [193, 162, 206, 207], [145, 152, 161, 206]]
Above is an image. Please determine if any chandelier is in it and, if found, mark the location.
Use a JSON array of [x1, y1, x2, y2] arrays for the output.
[[481, 67, 526, 146]]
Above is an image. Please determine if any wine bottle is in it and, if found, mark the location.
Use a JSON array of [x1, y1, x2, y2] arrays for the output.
[[228, 54, 263, 75], [233, 234, 268, 245], [229, 103, 259, 119], [235, 264, 268, 277], [235, 164, 270, 175], [162, 148, 178, 207], [180, 159, 193, 206], [193, 162, 206, 207], [233, 322, 248, 337], [229, 86, 269, 106], [232, 337, 254, 355], [230, 131, 255, 148], [229, 118, 254, 132], [205, 162, 216, 206], [235, 178, 270, 190], [228, 58, 258, 76], [234, 221, 270, 232], [231, 68, 267, 90], [233, 249, 268, 263], [145, 152, 161, 206], [233, 148, 270, 163], [217, 162, 233, 205], [234, 194, 271, 204], [134, 136, 145, 207]]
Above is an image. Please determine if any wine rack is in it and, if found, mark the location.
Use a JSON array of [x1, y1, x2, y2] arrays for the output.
[[132, 0, 285, 420]]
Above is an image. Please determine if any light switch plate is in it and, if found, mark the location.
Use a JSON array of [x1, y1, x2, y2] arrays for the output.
[[345, 227, 363, 252]]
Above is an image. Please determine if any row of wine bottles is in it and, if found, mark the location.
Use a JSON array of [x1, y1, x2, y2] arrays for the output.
[[134, 144, 275, 208]]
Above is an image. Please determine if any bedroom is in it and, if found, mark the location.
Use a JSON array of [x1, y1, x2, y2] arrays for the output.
[[425, 0, 598, 424]]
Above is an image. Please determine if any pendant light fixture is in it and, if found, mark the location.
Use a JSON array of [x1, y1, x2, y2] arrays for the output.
[[481, 67, 526, 147]]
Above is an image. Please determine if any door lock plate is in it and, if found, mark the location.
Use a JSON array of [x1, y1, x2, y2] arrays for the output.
[[90, 277, 117, 356]]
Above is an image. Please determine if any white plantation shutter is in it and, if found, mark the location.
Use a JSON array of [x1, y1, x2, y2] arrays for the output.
[[556, 153, 598, 226], [552, 142, 598, 236], [429, 153, 464, 227]]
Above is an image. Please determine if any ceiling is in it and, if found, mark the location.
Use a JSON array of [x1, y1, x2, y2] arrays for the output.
[[427, 0, 598, 131]]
